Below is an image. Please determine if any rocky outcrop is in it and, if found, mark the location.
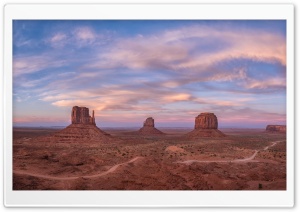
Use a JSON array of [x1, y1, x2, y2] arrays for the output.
[[266, 125, 286, 133], [186, 128, 226, 137], [143, 117, 155, 127], [53, 106, 114, 142], [195, 113, 218, 129], [53, 124, 113, 142], [138, 117, 165, 135], [71, 106, 95, 125], [186, 112, 225, 138]]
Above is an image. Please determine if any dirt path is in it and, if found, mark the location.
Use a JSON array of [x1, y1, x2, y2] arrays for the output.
[[177, 141, 282, 165], [83, 156, 142, 179], [14, 156, 142, 181], [263, 141, 278, 150]]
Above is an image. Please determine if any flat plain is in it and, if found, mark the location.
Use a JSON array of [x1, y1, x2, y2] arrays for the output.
[[13, 127, 286, 190]]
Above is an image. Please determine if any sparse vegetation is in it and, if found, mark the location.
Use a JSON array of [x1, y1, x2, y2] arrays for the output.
[[13, 127, 286, 190]]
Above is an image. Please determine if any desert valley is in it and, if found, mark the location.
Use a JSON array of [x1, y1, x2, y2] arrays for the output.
[[12, 20, 287, 192], [13, 106, 286, 190]]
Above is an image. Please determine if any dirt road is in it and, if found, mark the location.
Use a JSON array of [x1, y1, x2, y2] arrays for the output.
[[14, 156, 143, 181], [177, 141, 282, 165], [13, 141, 283, 179]]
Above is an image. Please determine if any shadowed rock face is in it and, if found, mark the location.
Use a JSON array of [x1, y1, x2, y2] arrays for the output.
[[53, 124, 112, 141], [71, 106, 95, 125], [53, 106, 114, 142], [138, 117, 165, 135], [266, 125, 286, 133], [143, 117, 155, 127], [195, 113, 218, 129], [186, 112, 225, 138]]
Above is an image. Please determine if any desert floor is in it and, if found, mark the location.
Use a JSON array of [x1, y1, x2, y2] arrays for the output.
[[13, 127, 286, 190]]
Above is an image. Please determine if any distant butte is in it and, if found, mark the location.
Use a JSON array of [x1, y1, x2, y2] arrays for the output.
[[266, 125, 286, 133], [186, 112, 225, 137], [138, 117, 165, 135], [53, 106, 114, 142]]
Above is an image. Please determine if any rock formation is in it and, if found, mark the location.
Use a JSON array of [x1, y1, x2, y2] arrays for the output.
[[138, 117, 165, 135], [266, 125, 286, 133], [186, 112, 225, 138], [143, 117, 155, 127], [71, 106, 95, 125], [195, 113, 218, 129], [53, 106, 114, 142]]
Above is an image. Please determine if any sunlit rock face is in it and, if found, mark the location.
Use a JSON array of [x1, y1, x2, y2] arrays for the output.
[[71, 106, 95, 125], [52, 106, 115, 142], [186, 112, 225, 138], [195, 113, 218, 129]]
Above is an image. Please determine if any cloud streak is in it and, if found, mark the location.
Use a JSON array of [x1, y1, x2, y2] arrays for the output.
[[12, 20, 286, 127], [13, 55, 67, 76], [90, 25, 285, 69]]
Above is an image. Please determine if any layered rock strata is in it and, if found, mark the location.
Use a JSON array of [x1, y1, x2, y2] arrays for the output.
[[71, 106, 95, 125], [53, 106, 113, 142], [266, 125, 286, 133], [195, 113, 218, 129], [186, 112, 225, 137]]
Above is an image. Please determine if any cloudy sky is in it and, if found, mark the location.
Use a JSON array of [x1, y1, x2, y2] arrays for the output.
[[13, 20, 286, 128]]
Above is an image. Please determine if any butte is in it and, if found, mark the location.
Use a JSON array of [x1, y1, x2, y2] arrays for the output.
[[186, 112, 225, 137], [53, 106, 115, 142], [266, 125, 286, 133], [137, 117, 165, 135]]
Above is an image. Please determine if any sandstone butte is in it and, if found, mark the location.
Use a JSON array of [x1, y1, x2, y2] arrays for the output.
[[186, 112, 225, 137], [266, 125, 286, 133], [138, 117, 165, 135], [53, 106, 114, 142]]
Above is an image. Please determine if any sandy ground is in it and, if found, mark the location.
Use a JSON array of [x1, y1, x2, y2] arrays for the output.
[[13, 127, 286, 190]]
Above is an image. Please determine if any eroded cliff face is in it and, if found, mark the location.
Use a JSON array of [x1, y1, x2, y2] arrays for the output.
[[266, 125, 286, 133], [187, 112, 225, 138], [138, 117, 165, 135], [53, 106, 114, 142], [143, 117, 155, 127], [195, 113, 218, 129], [71, 106, 95, 125]]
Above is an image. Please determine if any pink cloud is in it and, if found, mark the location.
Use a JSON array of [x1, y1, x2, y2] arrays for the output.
[[73, 27, 96, 41], [245, 77, 286, 89], [13, 55, 66, 76], [13, 116, 68, 123], [88, 25, 285, 73], [50, 32, 67, 42]]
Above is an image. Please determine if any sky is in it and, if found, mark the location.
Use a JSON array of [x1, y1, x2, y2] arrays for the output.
[[13, 20, 286, 128]]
